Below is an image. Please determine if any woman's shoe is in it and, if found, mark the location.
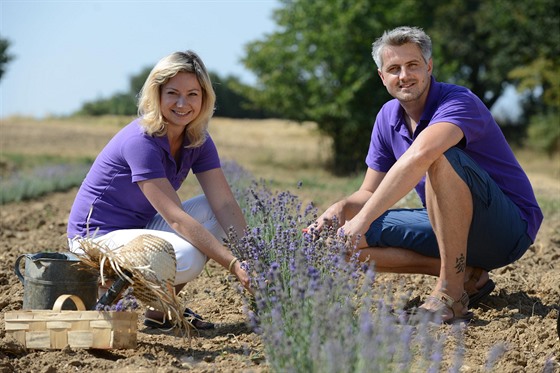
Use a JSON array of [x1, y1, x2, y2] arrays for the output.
[[144, 307, 215, 330]]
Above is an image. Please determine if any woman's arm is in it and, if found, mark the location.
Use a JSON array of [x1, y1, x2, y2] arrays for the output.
[[195, 168, 247, 240], [137, 177, 250, 290]]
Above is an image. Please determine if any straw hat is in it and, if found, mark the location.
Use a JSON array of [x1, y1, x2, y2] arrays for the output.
[[77, 234, 192, 336]]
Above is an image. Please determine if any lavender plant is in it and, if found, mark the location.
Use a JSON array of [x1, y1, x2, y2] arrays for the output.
[[0, 162, 90, 204], [95, 287, 139, 312], [220, 161, 507, 372]]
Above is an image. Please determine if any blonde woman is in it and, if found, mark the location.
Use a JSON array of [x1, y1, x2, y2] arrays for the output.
[[68, 50, 249, 329]]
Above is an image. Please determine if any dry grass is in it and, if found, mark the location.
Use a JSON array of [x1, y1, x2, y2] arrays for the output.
[[206, 118, 363, 207], [1, 115, 557, 211], [1, 116, 361, 209], [0, 116, 135, 159]]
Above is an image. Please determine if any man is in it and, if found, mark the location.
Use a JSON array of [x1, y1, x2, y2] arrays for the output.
[[311, 26, 543, 323]]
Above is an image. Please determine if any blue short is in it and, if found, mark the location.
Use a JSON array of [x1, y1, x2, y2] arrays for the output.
[[364, 147, 532, 271]]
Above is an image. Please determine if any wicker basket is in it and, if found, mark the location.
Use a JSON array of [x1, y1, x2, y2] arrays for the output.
[[4, 294, 137, 349]]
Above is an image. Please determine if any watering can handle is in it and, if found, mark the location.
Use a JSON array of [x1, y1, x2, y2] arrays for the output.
[[14, 254, 31, 283]]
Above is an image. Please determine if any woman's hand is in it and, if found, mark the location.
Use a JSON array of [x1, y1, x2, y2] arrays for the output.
[[231, 260, 253, 294]]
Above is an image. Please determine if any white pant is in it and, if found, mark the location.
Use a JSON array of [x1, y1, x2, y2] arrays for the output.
[[69, 195, 225, 285]]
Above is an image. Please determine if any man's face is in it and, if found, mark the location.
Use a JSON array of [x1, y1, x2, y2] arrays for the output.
[[377, 43, 432, 103]]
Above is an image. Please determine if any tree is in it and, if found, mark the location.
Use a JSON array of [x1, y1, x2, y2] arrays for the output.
[[76, 66, 266, 119], [0, 36, 15, 81], [211, 73, 270, 119], [129, 66, 152, 98], [508, 54, 560, 154], [429, 0, 559, 115], [76, 67, 151, 116], [240, 0, 559, 173], [240, 0, 434, 174]]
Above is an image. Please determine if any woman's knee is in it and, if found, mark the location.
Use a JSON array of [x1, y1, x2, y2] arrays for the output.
[[182, 195, 212, 219], [175, 250, 207, 284]]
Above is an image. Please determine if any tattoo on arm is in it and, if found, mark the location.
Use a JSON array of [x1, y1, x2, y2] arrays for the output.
[[455, 253, 466, 274]]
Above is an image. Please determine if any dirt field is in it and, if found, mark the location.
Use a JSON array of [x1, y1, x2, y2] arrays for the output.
[[0, 117, 558, 372]]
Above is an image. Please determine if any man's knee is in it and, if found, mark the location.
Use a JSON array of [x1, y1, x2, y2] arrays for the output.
[[427, 150, 467, 189]]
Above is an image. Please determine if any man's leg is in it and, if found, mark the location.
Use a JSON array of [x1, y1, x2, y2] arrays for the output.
[[422, 152, 472, 317], [355, 215, 489, 294], [355, 244, 440, 275]]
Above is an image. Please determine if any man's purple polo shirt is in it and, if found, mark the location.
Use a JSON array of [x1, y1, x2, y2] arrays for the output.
[[366, 77, 543, 241], [67, 118, 221, 238]]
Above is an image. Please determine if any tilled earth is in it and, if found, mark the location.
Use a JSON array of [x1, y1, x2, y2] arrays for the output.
[[0, 187, 558, 372]]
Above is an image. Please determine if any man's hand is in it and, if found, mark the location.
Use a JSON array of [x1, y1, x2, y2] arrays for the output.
[[338, 215, 369, 249], [308, 201, 345, 234]]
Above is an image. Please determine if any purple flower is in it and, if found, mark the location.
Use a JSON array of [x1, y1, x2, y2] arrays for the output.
[[221, 161, 468, 371]]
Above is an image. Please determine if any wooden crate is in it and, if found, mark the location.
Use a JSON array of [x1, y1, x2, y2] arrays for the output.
[[4, 294, 137, 349]]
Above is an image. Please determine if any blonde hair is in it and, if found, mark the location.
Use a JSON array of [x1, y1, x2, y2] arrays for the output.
[[138, 50, 216, 148]]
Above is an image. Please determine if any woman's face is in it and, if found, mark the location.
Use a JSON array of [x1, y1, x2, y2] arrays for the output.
[[160, 72, 203, 130]]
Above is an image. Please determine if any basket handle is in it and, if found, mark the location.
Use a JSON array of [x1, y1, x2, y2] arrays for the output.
[[52, 294, 86, 312]]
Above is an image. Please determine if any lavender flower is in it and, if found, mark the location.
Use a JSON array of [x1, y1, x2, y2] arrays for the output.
[[222, 161, 482, 372], [95, 287, 139, 312]]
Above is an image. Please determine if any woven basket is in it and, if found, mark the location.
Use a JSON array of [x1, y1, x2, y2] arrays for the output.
[[4, 294, 137, 349]]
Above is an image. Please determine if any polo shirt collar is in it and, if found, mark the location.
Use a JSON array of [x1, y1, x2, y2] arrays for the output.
[[393, 76, 441, 139], [152, 133, 168, 148], [419, 76, 441, 123], [152, 130, 191, 156]]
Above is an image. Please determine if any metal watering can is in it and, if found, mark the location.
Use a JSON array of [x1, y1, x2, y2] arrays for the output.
[[14, 252, 98, 310]]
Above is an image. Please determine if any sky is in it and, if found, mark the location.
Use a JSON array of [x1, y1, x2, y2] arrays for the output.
[[0, 0, 279, 118], [1, 0, 522, 121]]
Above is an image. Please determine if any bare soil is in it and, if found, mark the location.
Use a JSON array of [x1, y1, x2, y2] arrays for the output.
[[0, 117, 558, 372]]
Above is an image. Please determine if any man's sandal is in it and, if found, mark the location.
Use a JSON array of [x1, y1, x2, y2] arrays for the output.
[[465, 268, 495, 308], [407, 291, 474, 325]]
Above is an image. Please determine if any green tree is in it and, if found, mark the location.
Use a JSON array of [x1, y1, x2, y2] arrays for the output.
[[509, 57, 560, 154], [76, 67, 265, 119], [77, 67, 151, 116], [430, 0, 559, 116], [0, 36, 15, 81], [129, 66, 152, 98], [77, 92, 137, 116], [240, 0, 435, 174], [211, 73, 270, 118], [240, 0, 559, 173]]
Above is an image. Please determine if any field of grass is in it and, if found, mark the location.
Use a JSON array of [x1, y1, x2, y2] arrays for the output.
[[0, 116, 366, 208], [3, 115, 557, 211], [2, 115, 558, 212]]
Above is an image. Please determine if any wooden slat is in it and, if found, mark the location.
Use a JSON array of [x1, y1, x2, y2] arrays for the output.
[[68, 331, 94, 348], [4, 322, 30, 330], [112, 331, 137, 349], [26, 331, 50, 349], [50, 329, 68, 349], [92, 328, 112, 349], [46, 321, 73, 329]]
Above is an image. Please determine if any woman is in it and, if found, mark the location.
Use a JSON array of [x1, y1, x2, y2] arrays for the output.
[[67, 50, 249, 329]]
